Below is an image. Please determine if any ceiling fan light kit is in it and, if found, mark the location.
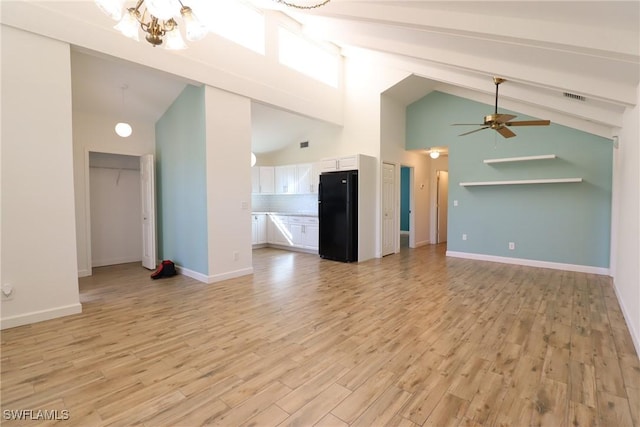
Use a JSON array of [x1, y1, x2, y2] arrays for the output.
[[453, 77, 551, 138]]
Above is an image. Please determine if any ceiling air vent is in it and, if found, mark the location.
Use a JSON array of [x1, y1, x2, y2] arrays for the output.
[[300, 141, 309, 148], [563, 92, 586, 102]]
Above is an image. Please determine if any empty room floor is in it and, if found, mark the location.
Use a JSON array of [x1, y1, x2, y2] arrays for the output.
[[1, 245, 638, 426]]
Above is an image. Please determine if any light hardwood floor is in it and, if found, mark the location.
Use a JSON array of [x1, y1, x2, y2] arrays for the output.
[[1, 245, 638, 426]]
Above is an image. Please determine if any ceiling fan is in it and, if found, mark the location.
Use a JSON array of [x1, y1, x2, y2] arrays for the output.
[[453, 77, 550, 138]]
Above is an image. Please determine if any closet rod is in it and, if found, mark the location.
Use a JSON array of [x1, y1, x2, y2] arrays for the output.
[[89, 165, 139, 171]]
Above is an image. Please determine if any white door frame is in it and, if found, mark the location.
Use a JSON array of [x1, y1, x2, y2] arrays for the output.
[[401, 165, 416, 249], [381, 162, 396, 256], [83, 148, 154, 276], [140, 154, 157, 270]]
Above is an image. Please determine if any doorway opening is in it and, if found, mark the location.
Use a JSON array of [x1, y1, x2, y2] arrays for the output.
[[435, 170, 449, 244], [85, 151, 156, 276], [88, 152, 142, 268], [400, 166, 412, 249]]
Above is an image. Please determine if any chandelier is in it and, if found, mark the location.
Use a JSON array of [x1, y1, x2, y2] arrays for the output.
[[94, 0, 208, 49], [273, 0, 331, 8], [95, 0, 331, 49]]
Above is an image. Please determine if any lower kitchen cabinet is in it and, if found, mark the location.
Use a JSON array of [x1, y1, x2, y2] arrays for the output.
[[262, 214, 318, 253], [251, 214, 267, 245], [289, 216, 319, 250]]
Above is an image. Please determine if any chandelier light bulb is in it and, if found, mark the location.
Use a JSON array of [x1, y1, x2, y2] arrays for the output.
[[145, 0, 181, 21], [115, 122, 133, 138], [430, 151, 440, 159], [181, 6, 208, 41], [114, 8, 140, 40], [164, 27, 187, 50]]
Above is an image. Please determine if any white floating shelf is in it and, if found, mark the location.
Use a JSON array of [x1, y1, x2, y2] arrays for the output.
[[484, 154, 557, 164], [460, 178, 582, 187]]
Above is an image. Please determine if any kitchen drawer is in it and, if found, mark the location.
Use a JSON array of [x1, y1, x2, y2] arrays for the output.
[[289, 216, 318, 225]]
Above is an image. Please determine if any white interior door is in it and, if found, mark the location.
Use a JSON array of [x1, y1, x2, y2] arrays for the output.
[[140, 154, 157, 269], [382, 162, 396, 256], [437, 170, 449, 244]]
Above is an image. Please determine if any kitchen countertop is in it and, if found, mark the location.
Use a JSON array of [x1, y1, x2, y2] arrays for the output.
[[252, 211, 318, 217]]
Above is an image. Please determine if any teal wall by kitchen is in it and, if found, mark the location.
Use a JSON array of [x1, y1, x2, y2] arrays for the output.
[[156, 85, 209, 274], [407, 91, 613, 268], [400, 166, 410, 231]]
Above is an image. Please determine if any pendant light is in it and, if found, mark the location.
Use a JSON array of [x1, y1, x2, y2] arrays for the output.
[[115, 85, 133, 138]]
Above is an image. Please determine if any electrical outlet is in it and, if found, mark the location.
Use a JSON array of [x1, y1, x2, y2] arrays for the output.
[[509, 242, 515, 250], [454, 200, 459, 207], [233, 251, 239, 261], [462, 234, 467, 241], [2, 284, 14, 301]]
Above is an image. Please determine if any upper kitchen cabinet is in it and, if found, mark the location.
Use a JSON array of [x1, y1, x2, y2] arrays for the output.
[[320, 155, 360, 172], [252, 166, 275, 194], [294, 163, 322, 194], [275, 165, 297, 194]]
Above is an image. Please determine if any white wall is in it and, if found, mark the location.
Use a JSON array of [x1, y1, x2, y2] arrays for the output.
[[89, 157, 142, 267], [205, 86, 254, 282], [612, 84, 640, 354], [73, 111, 155, 277], [259, 124, 343, 166], [1, 26, 81, 328], [341, 55, 412, 259]]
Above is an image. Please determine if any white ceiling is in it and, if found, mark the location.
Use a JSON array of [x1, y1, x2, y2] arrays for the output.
[[62, 0, 640, 152]]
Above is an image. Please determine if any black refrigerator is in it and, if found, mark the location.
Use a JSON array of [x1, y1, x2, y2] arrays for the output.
[[318, 170, 358, 262]]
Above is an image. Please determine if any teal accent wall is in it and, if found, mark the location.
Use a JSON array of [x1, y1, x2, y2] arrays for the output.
[[407, 91, 612, 268], [156, 85, 209, 274], [400, 166, 410, 231]]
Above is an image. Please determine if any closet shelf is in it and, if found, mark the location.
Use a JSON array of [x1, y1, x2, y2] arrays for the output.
[[483, 154, 556, 164], [460, 178, 582, 187]]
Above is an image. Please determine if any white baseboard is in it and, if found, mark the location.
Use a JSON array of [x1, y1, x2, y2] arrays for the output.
[[77, 269, 91, 278], [176, 265, 254, 284], [1, 303, 82, 330], [92, 256, 141, 268], [414, 240, 430, 248], [446, 251, 610, 276], [207, 267, 254, 284], [612, 279, 640, 358], [175, 265, 210, 283]]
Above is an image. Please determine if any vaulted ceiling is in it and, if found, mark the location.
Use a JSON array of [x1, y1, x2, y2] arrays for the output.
[[4, 1, 639, 150]]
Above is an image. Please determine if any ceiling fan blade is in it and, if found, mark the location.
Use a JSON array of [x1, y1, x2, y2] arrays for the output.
[[452, 123, 485, 126], [505, 120, 551, 127], [494, 114, 516, 124], [459, 126, 489, 136], [496, 126, 516, 138]]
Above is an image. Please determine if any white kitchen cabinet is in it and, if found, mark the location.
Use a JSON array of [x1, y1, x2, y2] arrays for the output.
[[254, 166, 275, 194], [252, 214, 267, 245], [296, 163, 313, 194], [267, 214, 292, 246], [275, 165, 297, 194], [289, 216, 319, 251], [310, 162, 321, 194], [251, 167, 260, 194], [319, 155, 360, 172], [303, 221, 319, 250]]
